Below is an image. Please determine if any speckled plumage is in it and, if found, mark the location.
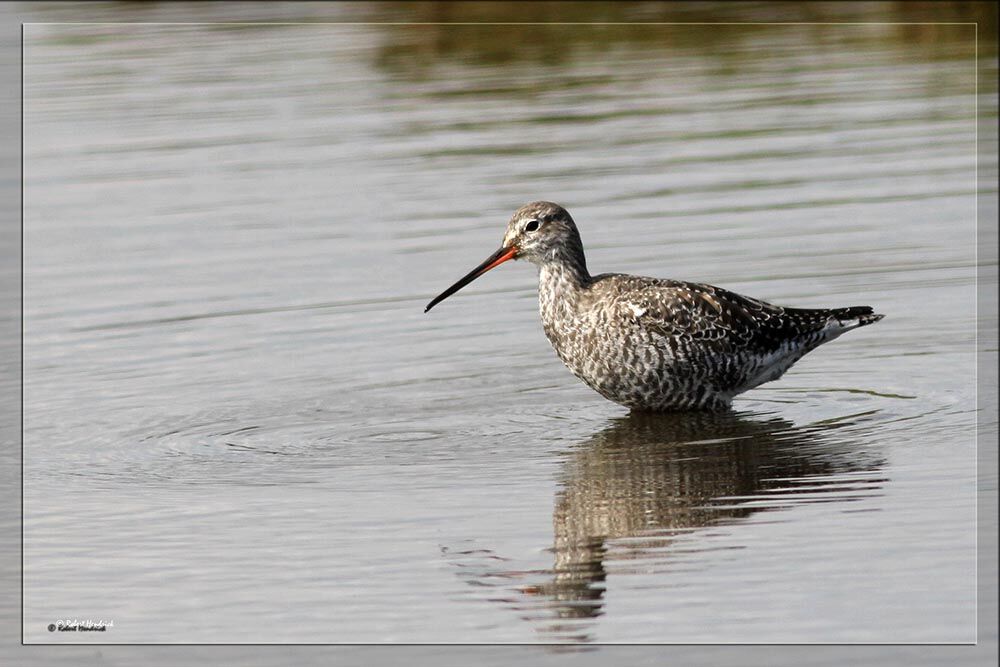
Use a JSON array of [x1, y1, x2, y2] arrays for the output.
[[426, 201, 884, 412]]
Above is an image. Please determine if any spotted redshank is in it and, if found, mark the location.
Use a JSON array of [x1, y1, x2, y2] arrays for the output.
[[424, 201, 884, 411]]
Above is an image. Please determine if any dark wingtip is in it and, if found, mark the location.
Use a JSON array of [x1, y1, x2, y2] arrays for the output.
[[827, 306, 885, 328], [836, 307, 884, 327]]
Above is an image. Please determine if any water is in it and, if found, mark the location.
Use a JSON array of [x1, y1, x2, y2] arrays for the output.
[[21, 6, 990, 647]]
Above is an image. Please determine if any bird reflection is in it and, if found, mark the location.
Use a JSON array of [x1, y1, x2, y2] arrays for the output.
[[446, 409, 887, 643]]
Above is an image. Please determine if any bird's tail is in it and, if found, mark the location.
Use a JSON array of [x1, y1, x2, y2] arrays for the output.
[[828, 306, 885, 330]]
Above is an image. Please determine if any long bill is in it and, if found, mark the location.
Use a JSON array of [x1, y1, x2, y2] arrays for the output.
[[424, 245, 518, 313]]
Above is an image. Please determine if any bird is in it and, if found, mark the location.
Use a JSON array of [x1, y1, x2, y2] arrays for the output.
[[424, 201, 884, 411]]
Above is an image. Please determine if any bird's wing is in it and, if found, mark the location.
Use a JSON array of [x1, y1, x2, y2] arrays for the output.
[[614, 279, 797, 353]]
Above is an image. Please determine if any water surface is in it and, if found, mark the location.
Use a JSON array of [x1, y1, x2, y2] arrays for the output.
[[22, 11, 985, 644]]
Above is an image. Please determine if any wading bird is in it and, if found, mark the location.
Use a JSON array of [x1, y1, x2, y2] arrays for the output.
[[425, 202, 883, 411]]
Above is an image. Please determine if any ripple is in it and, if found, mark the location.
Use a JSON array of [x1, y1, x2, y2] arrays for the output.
[[363, 430, 445, 443]]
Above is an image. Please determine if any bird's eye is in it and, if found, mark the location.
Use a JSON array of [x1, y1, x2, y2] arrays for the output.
[[524, 220, 540, 232]]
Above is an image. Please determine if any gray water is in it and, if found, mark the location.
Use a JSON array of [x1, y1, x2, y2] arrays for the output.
[[22, 8, 989, 646]]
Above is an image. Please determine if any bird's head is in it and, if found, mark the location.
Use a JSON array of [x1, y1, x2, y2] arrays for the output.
[[499, 201, 581, 267], [424, 201, 586, 313]]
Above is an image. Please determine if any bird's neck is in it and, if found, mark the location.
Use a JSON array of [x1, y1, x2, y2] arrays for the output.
[[538, 255, 590, 292], [539, 238, 590, 284], [538, 257, 590, 334]]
